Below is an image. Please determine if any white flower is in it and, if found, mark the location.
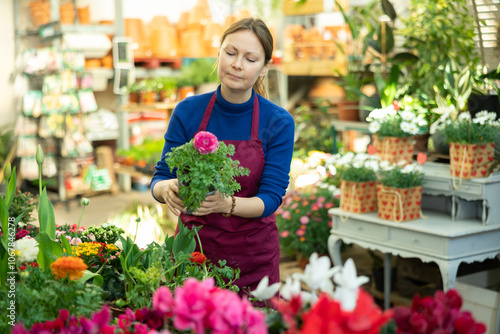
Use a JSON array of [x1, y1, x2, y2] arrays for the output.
[[458, 112, 471, 121], [280, 276, 312, 304], [293, 253, 339, 301], [333, 258, 369, 311], [114, 239, 123, 250], [14, 237, 39, 264], [400, 121, 413, 134], [400, 110, 415, 121], [379, 160, 393, 170], [368, 121, 381, 134], [251, 275, 282, 300], [364, 160, 379, 172], [352, 161, 363, 168]]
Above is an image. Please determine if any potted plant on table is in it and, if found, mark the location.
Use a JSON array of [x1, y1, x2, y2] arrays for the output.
[[376, 160, 425, 222], [326, 151, 380, 214], [165, 131, 250, 213], [367, 100, 428, 164], [441, 111, 499, 187]]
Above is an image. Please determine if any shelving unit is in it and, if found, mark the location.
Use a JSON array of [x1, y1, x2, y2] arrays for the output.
[[12, 0, 124, 201]]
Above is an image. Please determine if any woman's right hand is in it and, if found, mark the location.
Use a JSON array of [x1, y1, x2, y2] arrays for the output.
[[153, 179, 184, 216]]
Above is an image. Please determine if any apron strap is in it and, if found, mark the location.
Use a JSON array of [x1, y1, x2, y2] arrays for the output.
[[198, 92, 260, 141]]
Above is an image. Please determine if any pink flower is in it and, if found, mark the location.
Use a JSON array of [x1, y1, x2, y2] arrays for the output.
[[207, 289, 244, 332], [173, 277, 215, 333], [296, 229, 305, 237], [291, 203, 299, 210], [153, 286, 173, 314], [240, 297, 268, 334], [282, 211, 291, 220], [280, 230, 289, 238], [299, 216, 309, 225], [193, 131, 219, 154]]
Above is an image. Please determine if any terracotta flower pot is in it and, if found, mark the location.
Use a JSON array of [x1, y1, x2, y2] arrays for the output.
[[29, 1, 51, 27], [337, 99, 360, 121], [77, 6, 90, 24], [60, 2, 75, 24]]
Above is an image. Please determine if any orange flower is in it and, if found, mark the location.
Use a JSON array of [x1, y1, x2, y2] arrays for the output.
[[189, 251, 207, 264], [50, 256, 88, 280]]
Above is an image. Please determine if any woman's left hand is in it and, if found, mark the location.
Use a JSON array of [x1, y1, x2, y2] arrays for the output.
[[191, 191, 232, 216]]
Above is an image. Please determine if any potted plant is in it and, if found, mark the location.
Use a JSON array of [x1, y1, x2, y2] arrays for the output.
[[440, 111, 499, 186], [164, 131, 250, 213], [367, 100, 428, 164], [376, 160, 425, 222], [326, 151, 380, 214]]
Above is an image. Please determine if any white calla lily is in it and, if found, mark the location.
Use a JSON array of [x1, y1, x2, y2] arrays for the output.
[[333, 258, 369, 311], [250, 275, 282, 301], [293, 253, 339, 301]]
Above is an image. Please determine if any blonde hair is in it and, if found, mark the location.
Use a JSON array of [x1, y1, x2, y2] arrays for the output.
[[220, 17, 273, 98]]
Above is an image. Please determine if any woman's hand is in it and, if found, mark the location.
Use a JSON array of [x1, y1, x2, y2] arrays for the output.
[[191, 191, 232, 216], [153, 179, 185, 216]]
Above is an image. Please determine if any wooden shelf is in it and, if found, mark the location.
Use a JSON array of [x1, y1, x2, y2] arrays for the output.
[[120, 102, 177, 112], [114, 163, 153, 179]]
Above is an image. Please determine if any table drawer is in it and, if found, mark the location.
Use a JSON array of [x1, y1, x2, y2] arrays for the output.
[[389, 229, 445, 255], [454, 182, 483, 197], [334, 218, 387, 241], [423, 178, 452, 193]]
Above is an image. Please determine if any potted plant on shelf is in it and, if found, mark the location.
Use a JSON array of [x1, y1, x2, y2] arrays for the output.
[[367, 100, 428, 164], [326, 151, 379, 214], [440, 111, 499, 187], [165, 131, 250, 213], [376, 160, 426, 222]]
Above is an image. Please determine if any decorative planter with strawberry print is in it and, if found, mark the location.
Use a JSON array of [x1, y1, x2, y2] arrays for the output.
[[340, 180, 377, 214], [449, 142, 495, 181], [376, 184, 422, 222], [373, 135, 413, 164]]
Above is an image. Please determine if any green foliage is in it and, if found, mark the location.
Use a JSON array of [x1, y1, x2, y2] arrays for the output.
[[177, 58, 220, 87], [400, 0, 479, 104], [81, 224, 125, 244], [1, 190, 38, 225], [0, 266, 104, 332], [276, 186, 339, 260], [443, 111, 500, 144], [165, 139, 250, 213], [0, 126, 14, 165], [377, 163, 425, 188], [293, 103, 335, 156]]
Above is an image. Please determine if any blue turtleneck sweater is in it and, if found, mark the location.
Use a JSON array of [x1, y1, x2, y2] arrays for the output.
[[150, 85, 295, 217]]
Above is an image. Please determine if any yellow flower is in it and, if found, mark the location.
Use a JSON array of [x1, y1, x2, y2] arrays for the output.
[[50, 256, 88, 280]]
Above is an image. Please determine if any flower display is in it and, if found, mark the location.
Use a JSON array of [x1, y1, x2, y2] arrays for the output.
[[326, 152, 380, 182], [50, 256, 88, 280], [71, 241, 121, 269], [392, 289, 486, 334], [81, 223, 125, 244], [368, 100, 428, 138], [193, 131, 219, 154], [165, 131, 250, 213], [377, 161, 425, 189], [14, 237, 39, 265], [276, 185, 338, 261], [440, 110, 500, 144]]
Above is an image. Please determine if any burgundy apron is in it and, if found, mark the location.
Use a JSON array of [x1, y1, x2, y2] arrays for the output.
[[179, 92, 280, 297]]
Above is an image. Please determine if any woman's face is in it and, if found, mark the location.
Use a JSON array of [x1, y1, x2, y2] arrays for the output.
[[217, 29, 269, 98]]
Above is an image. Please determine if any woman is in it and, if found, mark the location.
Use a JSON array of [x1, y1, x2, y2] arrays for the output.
[[151, 17, 295, 296]]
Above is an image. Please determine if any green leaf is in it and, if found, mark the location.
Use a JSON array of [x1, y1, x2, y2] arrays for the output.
[[36, 232, 63, 270], [78, 270, 104, 287], [4, 167, 17, 208], [60, 234, 73, 255], [391, 52, 419, 65], [377, 24, 394, 54], [38, 188, 56, 239], [381, 0, 397, 21], [0, 197, 8, 245], [335, 0, 359, 40]]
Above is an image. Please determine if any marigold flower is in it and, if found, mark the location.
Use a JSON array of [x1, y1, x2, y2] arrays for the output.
[[189, 251, 207, 264], [50, 256, 88, 280]]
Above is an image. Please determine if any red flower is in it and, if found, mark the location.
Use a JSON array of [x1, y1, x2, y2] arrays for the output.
[[301, 290, 392, 334], [392, 100, 401, 111], [189, 251, 207, 264], [193, 131, 219, 154]]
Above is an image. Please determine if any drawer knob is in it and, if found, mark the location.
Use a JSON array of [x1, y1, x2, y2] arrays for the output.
[[413, 238, 418, 243], [358, 227, 363, 231]]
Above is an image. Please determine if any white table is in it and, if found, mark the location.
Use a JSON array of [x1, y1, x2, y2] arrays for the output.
[[328, 209, 500, 309]]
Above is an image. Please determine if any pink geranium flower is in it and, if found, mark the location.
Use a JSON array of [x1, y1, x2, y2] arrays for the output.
[[153, 286, 173, 315], [173, 277, 215, 333], [193, 131, 219, 154], [207, 288, 244, 332]]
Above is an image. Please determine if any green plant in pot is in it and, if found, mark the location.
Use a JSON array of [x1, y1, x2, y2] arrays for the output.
[[165, 131, 250, 213]]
